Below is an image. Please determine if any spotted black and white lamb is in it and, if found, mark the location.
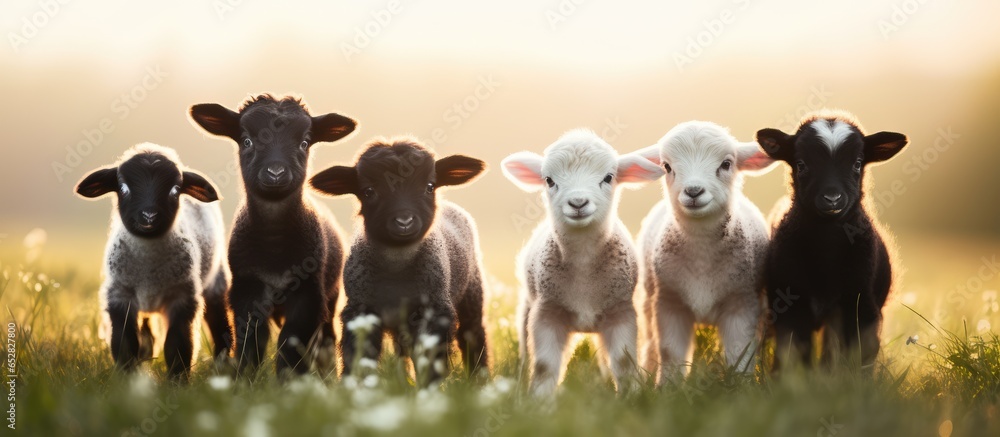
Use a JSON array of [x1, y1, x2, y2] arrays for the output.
[[76, 143, 231, 380]]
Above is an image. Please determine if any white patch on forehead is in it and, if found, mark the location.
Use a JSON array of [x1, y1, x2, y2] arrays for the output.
[[811, 119, 854, 153]]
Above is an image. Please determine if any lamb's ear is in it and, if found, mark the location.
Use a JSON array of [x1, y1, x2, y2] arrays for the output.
[[75, 167, 118, 199], [181, 171, 220, 202], [436, 155, 487, 187], [617, 145, 664, 184], [755, 128, 795, 162], [310, 166, 358, 196], [736, 141, 779, 175], [189, 103, 241, 140], [310, 113, 357, 144], [864, 131, 908, 164], [501, 151, 545, 192]]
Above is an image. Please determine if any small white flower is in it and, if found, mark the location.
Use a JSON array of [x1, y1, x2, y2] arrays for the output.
[[288, 336, 301, 347], [363, 374, 379, 388], [906, 335, 920, 345], [346, 314, 381, 333], [208, 375, 232, 391], [433, 359, 446, 375], [493, 376, 514, 394], [415, 388, 449, 423], [352, 399, 407, 431], [977, 319, 991, 333], [196, 411, 219, 431], [419, 334, 440, 350], [416, 356, 430, 370], [358, 357, 378, 370], [128, 372, 155, 398], [343, 375, 359, 390], [244, 405, 275, 437]]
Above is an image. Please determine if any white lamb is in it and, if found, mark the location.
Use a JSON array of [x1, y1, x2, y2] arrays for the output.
[[634, 121, 777, 384], [502, 129, 663, 397]]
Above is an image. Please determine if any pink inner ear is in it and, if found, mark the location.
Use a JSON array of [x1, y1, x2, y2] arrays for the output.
[[739, 151, 775, 171], [618, 162, 658, 183], [504, 161, 544, 185]]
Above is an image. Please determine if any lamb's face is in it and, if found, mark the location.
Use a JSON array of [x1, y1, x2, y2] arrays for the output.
[[502, 130, 664, 231], [757, 115, 909, 220], [115, 153, 185, 237], [310, 139, 487, 247], [541, 143, 618, 229], [75, 144, 221, 239], [658, 123, 743, 219], [355, 146, 439, 246], [236, 103, 315, 200], [791, 120, 867, 218], [188, 95, 357, 202]]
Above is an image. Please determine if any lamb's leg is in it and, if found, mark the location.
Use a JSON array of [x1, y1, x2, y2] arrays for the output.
[[163, 294, 200, 381], [456, 281, 489, 377], [107, 298, 140, 371], [655, 297, 695, 385], [229, 275, 272, 375], [276, 279, 327, 377], [516, 297, 531, 370], [528, 305, 571, 398], [718, 294, 761, 374], [773, 325, 813, 372], [637, 282, 658, 375], [340, 305, 383, 377], [137, 317, 154, 361], [842, 294, 883, 374], [410, 304, 456, 387], [203, 272, 233, 360], [597, 302, 639, 394]]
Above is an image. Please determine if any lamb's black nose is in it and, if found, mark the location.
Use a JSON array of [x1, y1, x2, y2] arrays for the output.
[[266, 165, 286, 177], [141, 211, 157, 224], [395, 214, 414, 228], [684, 186, 705, 198], [823, 193, 843, 204], [568, 198, 589, 209]]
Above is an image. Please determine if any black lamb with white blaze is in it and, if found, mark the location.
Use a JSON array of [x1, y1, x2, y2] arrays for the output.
[[76, 143, 231, 380], [756, 111, 908, 371], [310, 138, 490, 385], [189, 95, 357, 377]]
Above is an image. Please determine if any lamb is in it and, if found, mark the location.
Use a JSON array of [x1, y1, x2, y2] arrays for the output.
[[501, 129, 663, 397], [309, 138, 489, 385], [75, 143, 231, 380], [634, 121, 777, 384], [188, 94, 357, 376], [755, 110, 908, 371]]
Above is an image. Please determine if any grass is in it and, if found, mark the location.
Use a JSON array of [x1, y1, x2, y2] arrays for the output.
[[3, 248, 1000, 437]]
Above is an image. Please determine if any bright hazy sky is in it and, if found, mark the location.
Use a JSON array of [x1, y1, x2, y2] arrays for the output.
[[4, 0, 999, 76]]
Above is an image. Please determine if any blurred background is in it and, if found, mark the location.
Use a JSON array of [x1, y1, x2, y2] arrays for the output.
[[1, 0, 998, 324]]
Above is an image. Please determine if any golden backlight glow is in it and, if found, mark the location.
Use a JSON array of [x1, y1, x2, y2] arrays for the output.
[[2, 0, 999, 285]]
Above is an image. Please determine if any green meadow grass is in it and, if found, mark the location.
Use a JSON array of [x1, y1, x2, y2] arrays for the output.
[[2, 246, 999, 437]]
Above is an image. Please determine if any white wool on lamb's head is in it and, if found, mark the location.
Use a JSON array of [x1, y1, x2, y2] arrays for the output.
[[645, 121, 776, 219], [502, 129, 662, 230]]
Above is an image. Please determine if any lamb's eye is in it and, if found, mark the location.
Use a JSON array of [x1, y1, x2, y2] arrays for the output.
[[544, 177, 555, 188], [425, 182, 435, 194], [169, 185, 180, 198], [120, 183, 130, 196], [719, 160, 732, 171], [602, 174, 613, 184], [796, 160, 808, 173], [663, 163, 672, 173], [363, 187, 376, 199], [299, 141, 308, 150], [243, 138, 253, 148], [853, 157, 863, 173]]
